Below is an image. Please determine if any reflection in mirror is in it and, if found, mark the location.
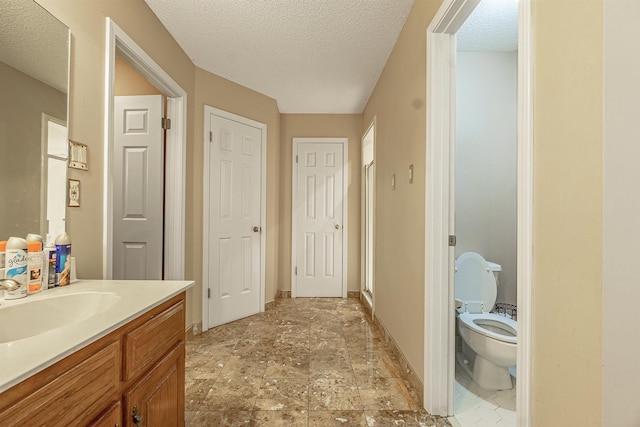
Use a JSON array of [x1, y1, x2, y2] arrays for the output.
[[0, 0, 70, 242]]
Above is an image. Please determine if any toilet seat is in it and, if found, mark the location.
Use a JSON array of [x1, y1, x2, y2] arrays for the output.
[[455, 252, 497, 313], [459, 312, 517, 344]]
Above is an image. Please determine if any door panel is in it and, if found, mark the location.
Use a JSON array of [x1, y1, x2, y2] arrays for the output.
[[295, 142, 344, 297], [207, 113, 262, 327], [113, 95, 164, 280]]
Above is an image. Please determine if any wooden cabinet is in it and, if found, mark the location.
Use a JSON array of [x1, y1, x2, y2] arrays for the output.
[[0, 293, 186, 427], [88, 402, 122, 427], [124, 344, 184, 427]]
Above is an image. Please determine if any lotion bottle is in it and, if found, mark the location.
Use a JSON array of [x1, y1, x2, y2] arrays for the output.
[[55, 233, 71, 286], [42, 241, 57, 289], [27, 241, 43, 294], [5, 237, 28, 299]]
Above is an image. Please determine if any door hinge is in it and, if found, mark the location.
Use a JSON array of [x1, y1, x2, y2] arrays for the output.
[[209, 131, 213, 142], [448, 235, 457, 246], [295, 155, 298, 163], [207, 288, 211, 299], [161, 117, 171, 130], [294, 266, 297, 276]]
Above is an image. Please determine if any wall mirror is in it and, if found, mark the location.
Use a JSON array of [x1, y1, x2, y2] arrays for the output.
[[0, 0, 70, 242]]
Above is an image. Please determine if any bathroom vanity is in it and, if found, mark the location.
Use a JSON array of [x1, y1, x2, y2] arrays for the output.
[[0, 280, 194, 426]]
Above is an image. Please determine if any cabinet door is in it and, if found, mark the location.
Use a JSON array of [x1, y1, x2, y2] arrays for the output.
[[0, 341, 120, 426], [88, 401, 122, 427], [124, 344, 185, 427]]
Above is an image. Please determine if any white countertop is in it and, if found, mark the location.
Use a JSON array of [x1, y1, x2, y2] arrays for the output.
[[0, 279, 194, 393]]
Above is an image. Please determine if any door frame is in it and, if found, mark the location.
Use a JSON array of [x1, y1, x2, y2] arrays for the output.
[[424, 0, 533, 424], [40, 113, 67, 238], [202, 106, 267, 331], [104, 19, 187, 280], [291, 137, 348, 298], [361, 119, 376, 314]]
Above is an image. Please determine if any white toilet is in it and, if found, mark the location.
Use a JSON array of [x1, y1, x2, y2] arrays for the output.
[[455, 252, 517, 390]]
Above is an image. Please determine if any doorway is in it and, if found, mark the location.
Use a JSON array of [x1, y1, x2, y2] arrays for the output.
[[104, 19, 187, 281], [453, 2, 518, 424], [424, 0, 533, 425], [291, 138, 348, 298]]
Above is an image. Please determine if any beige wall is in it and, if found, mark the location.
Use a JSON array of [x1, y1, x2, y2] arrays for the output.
[[193, 68, 281, 324], [362, 0, 443, 383], [455, 52, 518, 306], [36, 0, 197, 321], [114, 57, 162, 96], [278, 114, 362, 292], [531, 0, 603, 424], [603, 0, 638, 425], [0, 62, 67, 239]]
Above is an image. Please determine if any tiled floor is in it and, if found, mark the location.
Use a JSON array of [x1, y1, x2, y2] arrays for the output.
[[451, 367, 515, 427], [185, 297, 451, 426]]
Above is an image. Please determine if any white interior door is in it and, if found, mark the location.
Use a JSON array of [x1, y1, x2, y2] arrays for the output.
[[113, 95, 164, 280], [42, 117, 68, 241], [206, 110, 263, 327], [293, 139, 347, 298]]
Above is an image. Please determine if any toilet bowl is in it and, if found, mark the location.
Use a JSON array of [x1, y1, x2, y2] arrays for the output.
[[455, 252, 517, 390]]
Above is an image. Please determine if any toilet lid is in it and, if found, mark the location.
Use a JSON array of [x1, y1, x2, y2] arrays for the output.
[[455, 252, 497, 312]]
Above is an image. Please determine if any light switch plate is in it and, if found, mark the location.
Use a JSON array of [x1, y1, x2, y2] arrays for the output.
[[391, 173, 396, 189]]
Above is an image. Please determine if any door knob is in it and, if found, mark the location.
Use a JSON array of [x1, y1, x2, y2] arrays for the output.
[[253, 226, 261, 232], [335, 224, 341, 230]]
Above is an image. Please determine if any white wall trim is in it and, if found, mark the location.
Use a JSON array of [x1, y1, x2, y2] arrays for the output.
[[424, 0, 533, 423], [104, 18, 187, 281], [291, 137, 349, 298], [201, 106, 267, 332], [516, 1, 533, 425]]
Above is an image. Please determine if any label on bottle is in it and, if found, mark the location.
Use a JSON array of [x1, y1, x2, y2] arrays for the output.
[[56, 244, 71, 286], [28, 251, 43, 293], [45, 249, 57, 288], [5, 248, 27, 298]]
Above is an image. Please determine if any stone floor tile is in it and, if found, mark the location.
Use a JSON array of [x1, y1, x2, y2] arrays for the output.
[[364, 410, 451, 427], [187, 409, 252, 426], [254, 378, 309, 411], [308, 410, 367, 426], [358, 377, 418, 411], [249, 410, 308, 426], [201, 375, 262, 411], [184, 378, 216, 412], [309, 377, 363, 411], [185, 298, 452, 426]]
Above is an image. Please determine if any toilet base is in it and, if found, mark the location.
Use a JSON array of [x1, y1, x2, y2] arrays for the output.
[[472, 355, 513, 390]]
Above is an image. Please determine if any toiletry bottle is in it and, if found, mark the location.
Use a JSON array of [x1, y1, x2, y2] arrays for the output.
[[0, 240, 6, 298], [26, 233, 43, 244], [42, 241, 57, 289], [27, 241, 43, 294], [0, 240, 6, 269], [5, 237, 28, 299], [55, 233, 71, 286]]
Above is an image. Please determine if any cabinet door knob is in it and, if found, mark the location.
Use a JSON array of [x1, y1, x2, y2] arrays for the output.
[[132, 406, 143, 426]]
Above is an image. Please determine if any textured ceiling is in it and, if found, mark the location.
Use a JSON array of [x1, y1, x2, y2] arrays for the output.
[[144, 0, 414, 113], [457, 0, 518, 52], [0, 0, 69, 93]]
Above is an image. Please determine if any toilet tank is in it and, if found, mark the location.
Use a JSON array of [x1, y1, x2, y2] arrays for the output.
[[487, 261, 501, 286]]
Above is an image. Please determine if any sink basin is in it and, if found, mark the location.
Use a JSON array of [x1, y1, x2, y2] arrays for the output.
[[0, 292, 121, 343]]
